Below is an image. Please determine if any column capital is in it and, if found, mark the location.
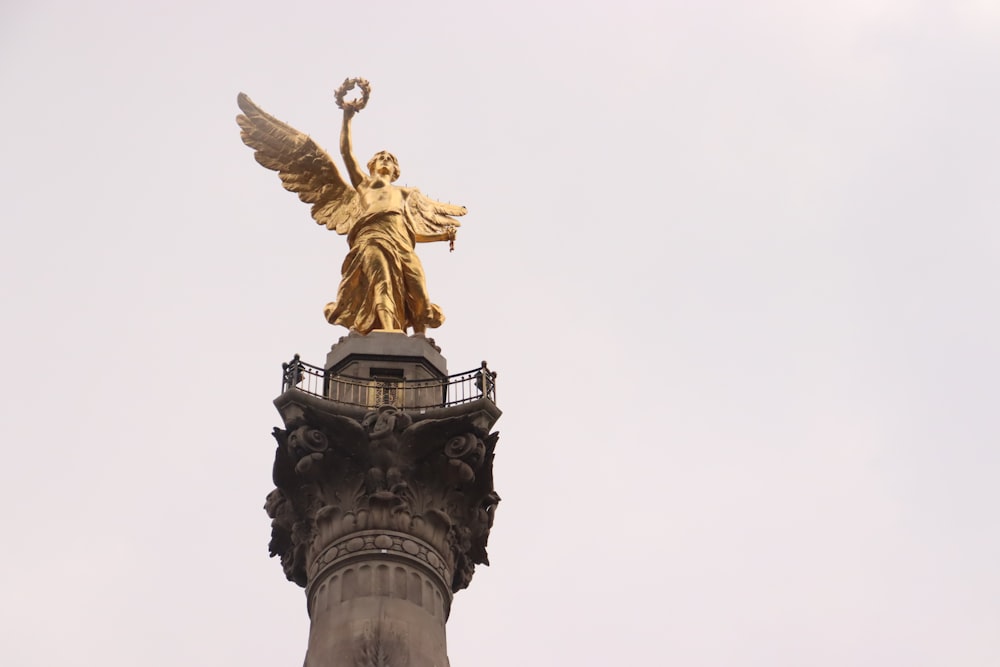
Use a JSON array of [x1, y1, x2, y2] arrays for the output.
[[265, 395, 501, 597]]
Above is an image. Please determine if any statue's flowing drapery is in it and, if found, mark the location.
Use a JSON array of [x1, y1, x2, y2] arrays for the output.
[[325, 212, 445, 334]]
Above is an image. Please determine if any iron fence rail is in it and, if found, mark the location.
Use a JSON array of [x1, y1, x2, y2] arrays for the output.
[[281, 355, 497, 410]]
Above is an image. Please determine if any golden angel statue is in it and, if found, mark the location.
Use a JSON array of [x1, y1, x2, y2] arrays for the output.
[[236, 79, 467, 335]]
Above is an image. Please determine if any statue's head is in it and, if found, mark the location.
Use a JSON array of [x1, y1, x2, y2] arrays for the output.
[[368, 151, 400, 181]]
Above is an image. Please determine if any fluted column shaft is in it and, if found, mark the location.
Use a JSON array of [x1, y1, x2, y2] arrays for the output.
[[305, 530, 451, 667]]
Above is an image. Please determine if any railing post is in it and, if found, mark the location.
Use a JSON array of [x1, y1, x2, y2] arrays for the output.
[[282, 353, 303, 392], [478, 361, 489, 401]]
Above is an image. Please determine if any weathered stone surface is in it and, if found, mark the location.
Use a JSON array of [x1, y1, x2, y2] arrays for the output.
[[266, 356, 500, 667]]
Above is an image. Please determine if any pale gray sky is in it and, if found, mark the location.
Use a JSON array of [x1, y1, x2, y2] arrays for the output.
[[2, 1, 999, 665]]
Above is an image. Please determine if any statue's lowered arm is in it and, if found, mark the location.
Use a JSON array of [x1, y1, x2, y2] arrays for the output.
[[404, 190, 467, 249]]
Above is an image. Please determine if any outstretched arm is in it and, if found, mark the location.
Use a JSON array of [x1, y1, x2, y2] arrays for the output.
[[340, 110, 366, 188]]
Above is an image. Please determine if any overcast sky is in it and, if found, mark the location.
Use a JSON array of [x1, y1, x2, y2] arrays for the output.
[[2, 1, 999, 665]]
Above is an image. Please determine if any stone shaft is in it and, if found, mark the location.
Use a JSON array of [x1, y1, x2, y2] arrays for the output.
[[305, 531, 450, 667]]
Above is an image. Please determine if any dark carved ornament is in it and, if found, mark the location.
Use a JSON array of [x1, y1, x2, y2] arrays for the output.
[[265, 402, 500, 595]]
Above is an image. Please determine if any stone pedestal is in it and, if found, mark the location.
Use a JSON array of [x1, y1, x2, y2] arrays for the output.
[[325, 331, 448, 378], [266, 334, 501, 667]]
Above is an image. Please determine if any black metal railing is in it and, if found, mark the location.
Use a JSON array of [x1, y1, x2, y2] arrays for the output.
[[280, 354, 497, 410]]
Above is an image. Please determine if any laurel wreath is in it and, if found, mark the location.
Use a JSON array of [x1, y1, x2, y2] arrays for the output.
[[335, 77, 371, 112]]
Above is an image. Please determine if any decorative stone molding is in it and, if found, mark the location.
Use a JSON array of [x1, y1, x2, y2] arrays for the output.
[[265, 398, 501, 596], [311, 530, 450, 597], [308, 557, 449, 623]]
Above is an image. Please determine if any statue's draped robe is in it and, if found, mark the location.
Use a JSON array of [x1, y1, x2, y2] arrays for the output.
[[326, 211, 445, 334]]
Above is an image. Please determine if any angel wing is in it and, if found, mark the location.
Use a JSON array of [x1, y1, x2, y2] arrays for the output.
[[404, 189, 468, 242], [236, 93, 360, 234]]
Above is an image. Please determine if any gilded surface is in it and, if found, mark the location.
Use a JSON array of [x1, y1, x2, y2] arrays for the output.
[[236, 79, 467, 335]]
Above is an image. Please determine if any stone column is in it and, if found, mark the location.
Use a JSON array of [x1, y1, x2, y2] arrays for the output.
[[265, 336, 501, 667]]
